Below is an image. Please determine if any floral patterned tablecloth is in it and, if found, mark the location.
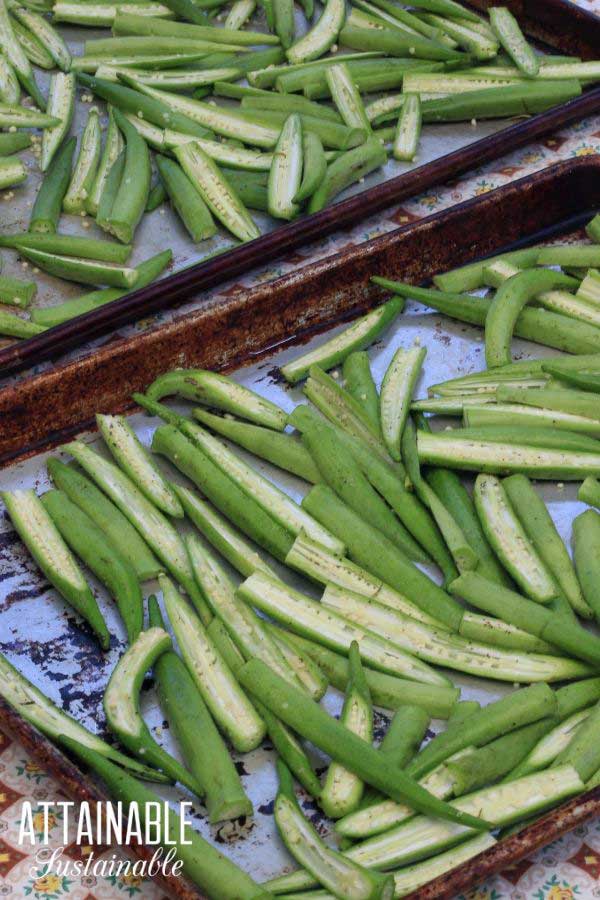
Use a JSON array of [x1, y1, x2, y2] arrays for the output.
[[5, 2, 600, 896]]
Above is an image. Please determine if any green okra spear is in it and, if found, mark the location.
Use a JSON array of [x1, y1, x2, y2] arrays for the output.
[[573, 509, 600, 625], [41, 489, 143, 644], [192, 407, 322, 484], [152, 424, 294, 562], [447, 718, 556, 795], [148, 596, 253, 822], [406, 682, 558, 780], [321, 642, 374, 820], [238, 658, 492, 830], [60, 738, 274, 900], [186, 533, 302, 689], [2, 489, 110, 649], [553, 699, 600, 783], [294, 380, 458, 573], [62, 440, 211, 625], [281, 631, 459, 718], [103, 626, 203, 794], [207, 608, 322, 798], [449, 571, 600, 668], [343, 351, 381, 430], [301, 416, 427, 561], [171, 482, 278, 580], [46, 459, 160, 582], [274, 759, 394, 900], [302, 483, 465, 631]]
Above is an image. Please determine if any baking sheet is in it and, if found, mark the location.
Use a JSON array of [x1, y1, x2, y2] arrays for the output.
[[3, 0, 600, 373], [0, 254, 588, 887]]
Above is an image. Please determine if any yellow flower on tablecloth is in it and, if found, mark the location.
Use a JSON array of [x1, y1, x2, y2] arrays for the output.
[[121, 872, 143, 888], [32, 811, 57, 834], [32, 874, 62, 894], [24, 762, 44, 776], [547, 885, 575, 900], [574, 146, 595, 156]]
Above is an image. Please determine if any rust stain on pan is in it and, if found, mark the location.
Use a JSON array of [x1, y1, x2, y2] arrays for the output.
[[0, 158, 599, 466], [0, 1, 599, 376], [0, 697, 206, 899]]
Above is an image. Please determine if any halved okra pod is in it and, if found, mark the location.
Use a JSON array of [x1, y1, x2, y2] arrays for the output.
[[320, 642, 374, 820], [489, 6, 539, 77], [285, 531, 442, 628], [175, 141, 260, 242], [161, 574, 266, 753], [0, 651, 170, 782], [14, 247, 138, 290], [267, 766, 582, 892], [63, 106, 101, 214], [32, 249, 172, 327], [238, 571, 450, 686], [275, 759, 394, 900], [170, 481, 278, 579], [41, 489, 143, 644], [0, 0, 44, 108], [62, 440, 210, 623], [268, 112, 303, 220], [2, 489, 110, 649], [96, 413, 183, 517], [279, 297, 403, 384], [145, 367, 287, 430], [393, 93, 421, 162], [286, 0, 345, 63], [186, 533, 302, 688], [148, 596, 253, 822], [103, 626, 203, 792], [473, 474, 558, 603], [323, 583, 585, 683], [265, 623, 328, 700], [504, 474, 592, 618], [86, 107, 123, 217], [380, 344, 427, 461], [42, 72, 75, 172]]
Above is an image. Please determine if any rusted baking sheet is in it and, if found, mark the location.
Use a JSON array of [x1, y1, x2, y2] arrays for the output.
[[1, 0, 600, 377], [2, 158, 600, 900], [0, 155, 598, 465]]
